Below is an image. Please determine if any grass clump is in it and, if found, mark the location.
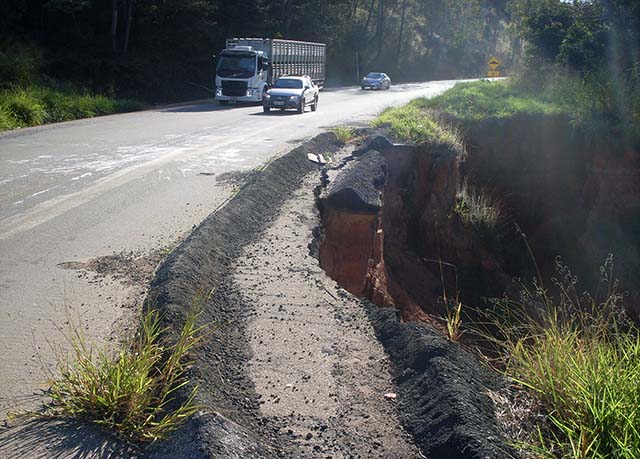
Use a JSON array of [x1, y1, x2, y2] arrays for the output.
[[455, 181, 502, 232], [444, 302, 464, 342], [40, 308, 203, 442], [482, 257, 640, 458], [332, 126, 357, 144], [372, 101, 463, 149]]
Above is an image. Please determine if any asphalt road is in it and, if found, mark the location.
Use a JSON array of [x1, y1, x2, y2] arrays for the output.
[[0, 80, 459, 419]]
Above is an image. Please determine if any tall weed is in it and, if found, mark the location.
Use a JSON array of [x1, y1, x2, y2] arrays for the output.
[[479, 256, 640, 458], [38, 308, 204, 442]]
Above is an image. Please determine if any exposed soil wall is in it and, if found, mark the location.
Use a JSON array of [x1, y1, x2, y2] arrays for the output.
[[318, 138, 509, 323], [463, 115, 640, 317], [319, 120, 640, 324]]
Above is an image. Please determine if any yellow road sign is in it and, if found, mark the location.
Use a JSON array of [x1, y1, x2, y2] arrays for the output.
[[487, 70, 501, 78], [488, 56, 501, 70]]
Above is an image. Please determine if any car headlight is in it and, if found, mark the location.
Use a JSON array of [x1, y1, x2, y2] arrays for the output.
[[289, 95, 298, 100], [216, 88, 222, 96]]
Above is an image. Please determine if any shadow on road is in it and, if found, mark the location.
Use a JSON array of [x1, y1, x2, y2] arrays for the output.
[[249, 110, 304, 116], [162, 103, 231, 113], [0, 418, 139, 459]]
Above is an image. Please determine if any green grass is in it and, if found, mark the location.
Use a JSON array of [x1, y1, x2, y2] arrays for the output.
[[35, 308, 204, 442], [422, 75, 639, 145], [0, 86, 142, 131], [372, 101, 463, 150], [480, 258, 640, 458], [423, 80, 562, 121], [332, 126, 357, 144]]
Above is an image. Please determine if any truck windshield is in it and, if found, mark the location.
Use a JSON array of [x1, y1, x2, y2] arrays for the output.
[[217, 54, 256, 78], [274, 79, 303, 89]]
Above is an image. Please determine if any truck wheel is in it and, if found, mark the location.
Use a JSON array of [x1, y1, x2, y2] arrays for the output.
[[219, 100, 228, 106], [297, 100, 305, 114], [311, 96, 318, 112], [263, 106, 270, 113]]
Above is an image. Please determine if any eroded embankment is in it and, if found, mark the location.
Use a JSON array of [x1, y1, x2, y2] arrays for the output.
[[316, 120, 640, 457], [317, 137, 512, 458], [318, 135, 509, 324], [318, 119, 640, 325]]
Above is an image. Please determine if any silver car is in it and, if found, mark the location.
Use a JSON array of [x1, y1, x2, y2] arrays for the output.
[[263, 76, 319, 113], [361, 72, 391, 90]]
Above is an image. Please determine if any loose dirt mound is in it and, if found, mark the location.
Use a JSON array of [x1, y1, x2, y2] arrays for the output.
[[366, 305, 511, 458]]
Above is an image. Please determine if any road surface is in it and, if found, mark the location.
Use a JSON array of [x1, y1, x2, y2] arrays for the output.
[[0, 80, 459, 419]]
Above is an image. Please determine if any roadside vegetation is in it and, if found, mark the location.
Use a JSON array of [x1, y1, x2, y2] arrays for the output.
[[479, 258, 640, 459], [31, 308, 203, 442], [376, 0, 639, 145], [332, 127, 358, 144], [0, 43, 141, 131], [424, 80, 562, 121], [0, 86, 141, 131], [372, 102, 463, 151]]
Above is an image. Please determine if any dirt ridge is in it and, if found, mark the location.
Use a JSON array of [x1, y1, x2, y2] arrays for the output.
[[147, 133, 341, 458]]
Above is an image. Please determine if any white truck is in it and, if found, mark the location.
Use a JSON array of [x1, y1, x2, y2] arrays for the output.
[[215, 38, 326, 105]]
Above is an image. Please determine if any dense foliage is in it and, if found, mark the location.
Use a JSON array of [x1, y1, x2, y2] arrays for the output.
[[510, 0, 640, 143]]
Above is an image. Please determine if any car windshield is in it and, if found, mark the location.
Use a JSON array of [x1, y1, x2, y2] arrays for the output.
[[274, 79, 303, 89], [217, 54, 256, 78], [366, 73, 382, 79]]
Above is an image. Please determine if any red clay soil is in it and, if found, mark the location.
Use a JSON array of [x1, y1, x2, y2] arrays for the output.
[[319, 208, 379, 295], [320, 120, 640, 324], [319, 141, 508, 323]]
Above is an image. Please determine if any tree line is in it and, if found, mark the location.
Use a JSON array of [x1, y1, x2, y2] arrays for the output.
[[1, 0, 511, 100], [1, 1, 638, 102]]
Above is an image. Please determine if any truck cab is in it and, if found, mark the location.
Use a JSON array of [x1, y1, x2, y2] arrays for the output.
[[215, 44, 269, 104]]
